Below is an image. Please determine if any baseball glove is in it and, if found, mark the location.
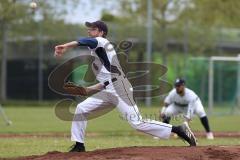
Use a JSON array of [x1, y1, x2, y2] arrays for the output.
[[63, 82, 88, 96], [63, 82, 104, 96]]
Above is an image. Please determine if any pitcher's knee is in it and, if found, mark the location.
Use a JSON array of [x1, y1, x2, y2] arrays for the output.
[[76, 103, 88, 113], [74, 104, 87, 121]]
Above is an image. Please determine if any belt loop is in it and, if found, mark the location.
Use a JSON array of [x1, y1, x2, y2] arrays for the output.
[[104, 77, 118, 88], [104, 81, 110, 88], [112, 77, 117, 82]]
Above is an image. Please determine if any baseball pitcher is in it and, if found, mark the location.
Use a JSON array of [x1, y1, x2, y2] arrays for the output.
[[54, 21, 197, 152]]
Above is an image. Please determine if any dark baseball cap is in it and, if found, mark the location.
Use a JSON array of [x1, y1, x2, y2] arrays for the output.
[[174, 78, 185, 87], [85, 20, 108, 37]]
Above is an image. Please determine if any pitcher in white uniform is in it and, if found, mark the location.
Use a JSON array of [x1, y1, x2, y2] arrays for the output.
[[54, 21, 197, 152], [160, 78, 214, 140]]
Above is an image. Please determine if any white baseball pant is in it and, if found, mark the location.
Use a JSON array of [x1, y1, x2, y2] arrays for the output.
[[163, 99, 207, 119], [71, 76, 172, 143]]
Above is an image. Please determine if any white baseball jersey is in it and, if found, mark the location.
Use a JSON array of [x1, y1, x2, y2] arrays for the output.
[[164, 88, 206, 119], [165, 88, 199, 107]]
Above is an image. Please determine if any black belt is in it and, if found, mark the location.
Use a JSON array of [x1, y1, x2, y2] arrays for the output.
[[174, 102, 188, 107], [104, 78, 117, 88]]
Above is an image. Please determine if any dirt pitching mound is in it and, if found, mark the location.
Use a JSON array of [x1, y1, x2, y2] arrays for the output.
[[9, 146, 240, 160]]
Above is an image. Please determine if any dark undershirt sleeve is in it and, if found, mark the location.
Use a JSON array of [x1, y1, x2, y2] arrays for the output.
[[77, 38, 98, 49]]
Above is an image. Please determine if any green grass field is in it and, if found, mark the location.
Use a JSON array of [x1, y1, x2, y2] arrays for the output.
[[0, 104, 240, 158]]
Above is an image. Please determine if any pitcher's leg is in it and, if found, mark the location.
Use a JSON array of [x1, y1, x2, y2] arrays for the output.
[[116, 95, 172, 139], [71, 92, 112, 144], [116, 96, 197, 146], [71, 105, 87, 143], [114, 79, 197, 145]]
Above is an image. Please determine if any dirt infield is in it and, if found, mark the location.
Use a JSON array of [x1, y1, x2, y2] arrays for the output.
[[6, 146, 240, 160], [0, 131, 240, 138], [1, 132, 240, 160]]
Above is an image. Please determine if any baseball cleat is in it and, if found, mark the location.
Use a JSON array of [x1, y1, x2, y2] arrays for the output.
[[69, 143, 86, 152], [206, 132, 214, 140], [153, 136, 160, 140], [179, 122, 197, 146]]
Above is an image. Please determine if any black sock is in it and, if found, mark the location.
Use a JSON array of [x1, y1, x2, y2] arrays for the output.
[[200, 116, 210, 132], [171, 126, 178, 133]]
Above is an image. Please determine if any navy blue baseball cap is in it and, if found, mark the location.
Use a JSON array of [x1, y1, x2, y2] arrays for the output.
[[174, 78, 185, 87], [85, 20, 108, 37]]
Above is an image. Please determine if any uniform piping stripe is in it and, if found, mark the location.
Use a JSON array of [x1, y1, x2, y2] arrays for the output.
[[120, 80, 172, 129]]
